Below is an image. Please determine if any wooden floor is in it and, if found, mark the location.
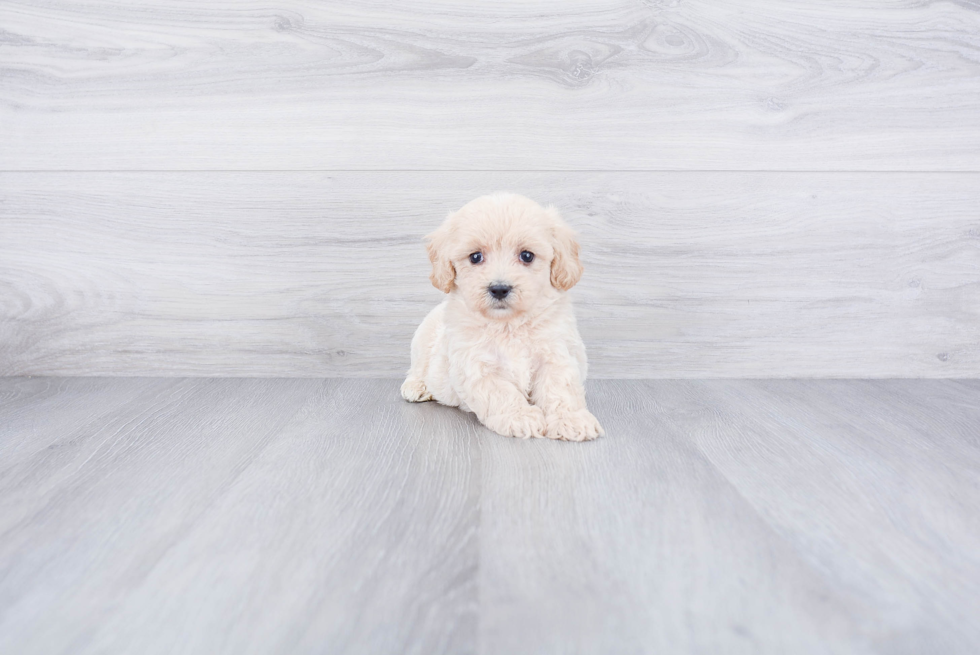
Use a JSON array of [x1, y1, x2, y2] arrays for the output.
[[1, 378, 978, 654]]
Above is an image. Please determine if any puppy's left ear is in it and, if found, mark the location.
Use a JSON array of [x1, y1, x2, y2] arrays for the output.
[[548, 208, 583, 291]]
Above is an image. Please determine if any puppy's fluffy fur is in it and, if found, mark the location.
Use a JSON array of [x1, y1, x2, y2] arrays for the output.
[[401, 193, 603, 441]]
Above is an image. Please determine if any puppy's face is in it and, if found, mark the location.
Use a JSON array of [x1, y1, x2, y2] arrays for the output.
[[425, 194, 583, 320]]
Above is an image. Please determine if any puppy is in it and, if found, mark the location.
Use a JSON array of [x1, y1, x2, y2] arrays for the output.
[[401, 193, 603, 441]]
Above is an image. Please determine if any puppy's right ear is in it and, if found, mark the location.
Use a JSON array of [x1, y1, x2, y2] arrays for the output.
[[425, 221, 456, 293]]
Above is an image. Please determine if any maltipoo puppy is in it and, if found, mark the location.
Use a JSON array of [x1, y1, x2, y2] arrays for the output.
[[401, 193, 603, 441]]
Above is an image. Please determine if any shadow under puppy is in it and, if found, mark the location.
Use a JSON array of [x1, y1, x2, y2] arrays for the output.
[[401, 193, 603, 441]]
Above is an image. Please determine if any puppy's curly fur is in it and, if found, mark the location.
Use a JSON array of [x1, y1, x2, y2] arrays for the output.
[[401, 193, 603, 441]]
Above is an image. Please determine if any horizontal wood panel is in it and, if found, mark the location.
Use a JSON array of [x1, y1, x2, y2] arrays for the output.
[[2, 0, 979, 170], [2, 171, 977, 377]]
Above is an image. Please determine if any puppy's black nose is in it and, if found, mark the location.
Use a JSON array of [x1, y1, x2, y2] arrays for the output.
[[488, 284, 512, 300]]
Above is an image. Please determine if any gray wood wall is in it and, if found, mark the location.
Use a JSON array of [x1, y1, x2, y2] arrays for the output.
[[2, 0, 978, 377]]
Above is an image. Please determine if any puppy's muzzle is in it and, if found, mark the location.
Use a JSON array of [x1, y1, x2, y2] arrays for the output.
[[488, 284, 512, 301]]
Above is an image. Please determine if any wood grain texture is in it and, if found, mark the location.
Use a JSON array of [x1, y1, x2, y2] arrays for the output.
[[1, 378, 979, 653], [2, 172, 977, 377], [478, 380, 872, 654], [639, 379, 980, 654], [0, 378, 479, 654], [478, 379, 980, 653], [2, 0, 980, 170]]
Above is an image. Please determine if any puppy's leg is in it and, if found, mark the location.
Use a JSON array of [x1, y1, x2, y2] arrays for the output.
[[457, 374, 547, 439], [532, 365, 603, 441], [401, 304, 443, 402]]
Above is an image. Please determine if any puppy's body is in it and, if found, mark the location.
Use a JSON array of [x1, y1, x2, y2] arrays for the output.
[[403, 291, 593, 439], [401, 193, 603, 441]]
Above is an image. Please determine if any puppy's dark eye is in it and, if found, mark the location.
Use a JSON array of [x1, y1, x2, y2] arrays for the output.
[[520, 250, 534, 264], [469, 252, 483, 264]]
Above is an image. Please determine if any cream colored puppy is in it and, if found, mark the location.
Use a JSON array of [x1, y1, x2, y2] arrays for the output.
[[401, 193, 603, 441]]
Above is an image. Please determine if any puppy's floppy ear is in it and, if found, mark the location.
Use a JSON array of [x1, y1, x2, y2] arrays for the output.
[[548, 208, 583, 291], [425, 219, 456, 293]]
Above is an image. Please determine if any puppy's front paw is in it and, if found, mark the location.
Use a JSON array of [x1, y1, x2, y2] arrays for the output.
[[547, 409, 604, 442], [489, 405, 547, 440], [401, 377, 432, 402]]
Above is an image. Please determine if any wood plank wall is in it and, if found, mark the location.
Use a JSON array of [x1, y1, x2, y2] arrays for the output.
[[1, 0, 978, 377]]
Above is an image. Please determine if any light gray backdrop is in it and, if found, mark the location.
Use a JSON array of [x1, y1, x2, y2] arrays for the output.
[[2, 0, 978, 377]]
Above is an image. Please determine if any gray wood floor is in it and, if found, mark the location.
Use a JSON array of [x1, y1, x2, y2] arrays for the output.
[[1, 378, 978, 654]]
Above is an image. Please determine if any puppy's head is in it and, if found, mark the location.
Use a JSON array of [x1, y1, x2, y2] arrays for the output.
[[425, 193, 583, 320]]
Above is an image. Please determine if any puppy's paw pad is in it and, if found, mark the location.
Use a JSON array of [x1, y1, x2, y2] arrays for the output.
[[548, 409, 603, 442], [493, 406, 547, 439], [401, 378, 432, 402]]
